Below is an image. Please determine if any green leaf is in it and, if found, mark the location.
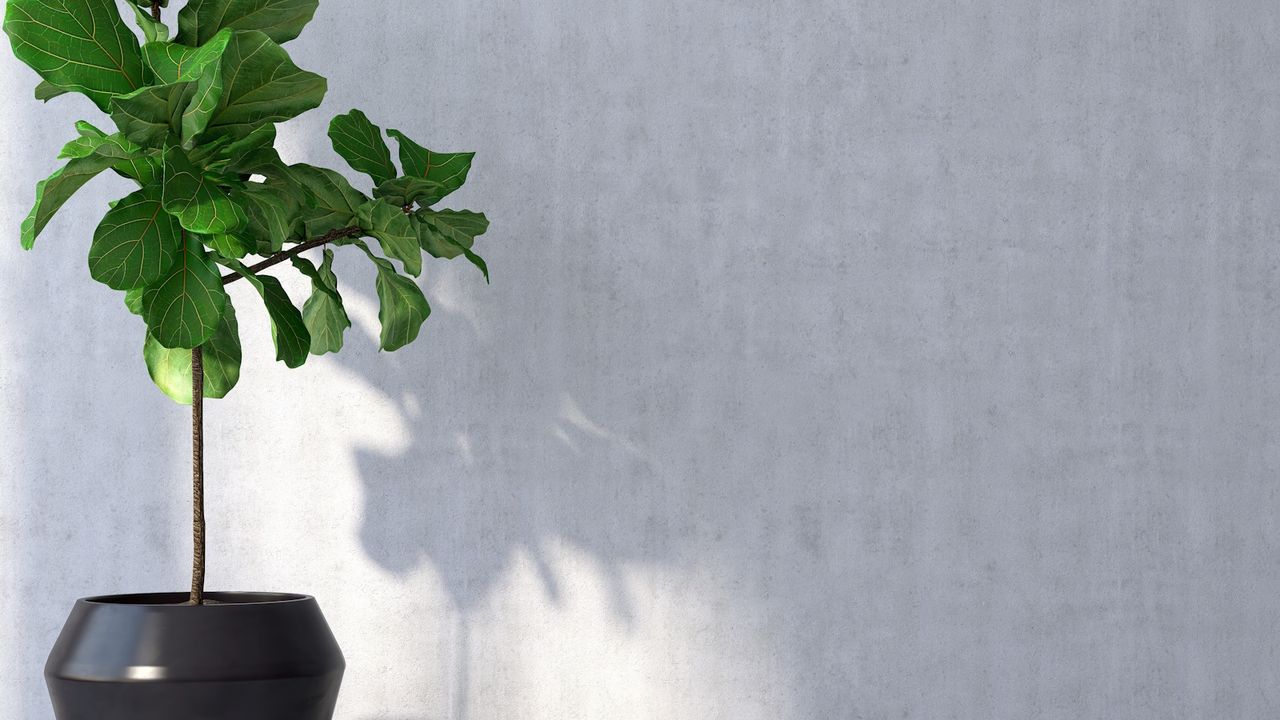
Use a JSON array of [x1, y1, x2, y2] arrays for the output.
[[141, 232, 229, 349], [21, 154, 113, 250], [110, 82, 186, 147], [354, 240, 430, 352], [219, 259, 311, 367], [235, 181, 302, 253], [181, 57, 225, 144], [88, 184, 181, 290], [416, 211, 490, 282], [131, 5, 170, 44], [218, 124, 276, 169], [3, 0, 145, 112], [35, 80, 68, 102], [374, 176, 447, 207], [207, 232, 251, 259], [142, 31, 232, 84], [359, 200, 421, 277], [145, 301, 242, 404], [292, 250, 351, 355], [415, 209, 488, 257], [204, 30, 326, 142], [386, 129, 474, 205], [329, 109, 397, 185], [22, 130, 161, 249], [162, 146, 248, 235], [124, 287, 145, 315], [177, 0, 319, 47], [284, 164, 366, 236]]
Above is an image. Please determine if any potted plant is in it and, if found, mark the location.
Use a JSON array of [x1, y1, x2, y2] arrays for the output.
[[4, 0, 489, 717]]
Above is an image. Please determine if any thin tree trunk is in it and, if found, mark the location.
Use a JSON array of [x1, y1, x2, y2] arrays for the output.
[[151, 1, 161, 22], [190, 346, 206, 606]]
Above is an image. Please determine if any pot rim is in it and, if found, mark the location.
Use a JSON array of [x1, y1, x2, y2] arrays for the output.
[[80, 592, 314, 606]]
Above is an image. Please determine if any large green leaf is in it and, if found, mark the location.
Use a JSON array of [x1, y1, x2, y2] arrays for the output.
[[177, 0, 319, 46], [329, 109, 397, 185], [3, 0, 145, 111], [163, 146, 248, 234], [142, 232, 229, 348], [145, 301, 242, 404], [354, 240, 430, 352], [142, 31, 232, 84], [89, 184, 181, 290], [359, 200, 421, 277], [204, 30, 326, 141], [386, 129, 474, 205], [284, 164, 366, 236], [292, 250, 351, 355], [219, 259, 310, 368]]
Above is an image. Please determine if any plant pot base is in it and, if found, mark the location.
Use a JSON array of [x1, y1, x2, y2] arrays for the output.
[[45, 593, 345, 720]]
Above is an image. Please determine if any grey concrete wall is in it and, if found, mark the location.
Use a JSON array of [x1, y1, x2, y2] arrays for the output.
[[3, 0, 1280, 717]]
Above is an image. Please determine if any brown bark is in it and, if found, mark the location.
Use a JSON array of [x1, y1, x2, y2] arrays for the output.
[[190, 346, 206, 606], [221, 226, 363, 286]]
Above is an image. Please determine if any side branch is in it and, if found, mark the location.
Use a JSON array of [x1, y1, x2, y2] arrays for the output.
[[221, 226, 362, 285]]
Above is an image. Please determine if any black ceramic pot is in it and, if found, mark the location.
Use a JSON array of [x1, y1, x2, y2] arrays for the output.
[[45, 592, 345, 720]]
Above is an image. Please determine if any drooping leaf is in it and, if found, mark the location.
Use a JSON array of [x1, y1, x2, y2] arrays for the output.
[[110, 82, 186, 147], [22, 155, 114, 250], [386, 129, 474, 205], [329, 109, 397, 185], [219, 259, 310, 367], [284, 163, 366, 235], [203, 30, 326, 142], [354, 240, 430, 352], [145, 301, 242, 404], [131, 5, 170, 44], [3, 0, 145, 111], [162, 146, 248, 235], [415, 209, 488, 257], [359, 200, 421, 277], [177, 0, 319, 47], [292, 250, 350, 355], [416, 211, 489, 282], [142, 30, 232, 84], [35, 80, 68, 102], [141, 232, 229, 349], [88, 184, 181, 290]]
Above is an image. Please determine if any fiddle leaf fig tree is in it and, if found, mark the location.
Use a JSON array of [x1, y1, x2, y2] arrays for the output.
[[5, 0, 489, 605]]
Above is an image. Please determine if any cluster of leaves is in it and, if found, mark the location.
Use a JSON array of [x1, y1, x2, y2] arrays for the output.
[[4, 0, 489, 404]]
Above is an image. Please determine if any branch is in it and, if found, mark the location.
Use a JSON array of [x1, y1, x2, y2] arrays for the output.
[[151, 1, 162, 21], [221, 226, 362, 286]]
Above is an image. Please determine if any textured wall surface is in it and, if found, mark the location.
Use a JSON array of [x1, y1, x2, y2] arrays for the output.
[[3, 1, 1280, 718]]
